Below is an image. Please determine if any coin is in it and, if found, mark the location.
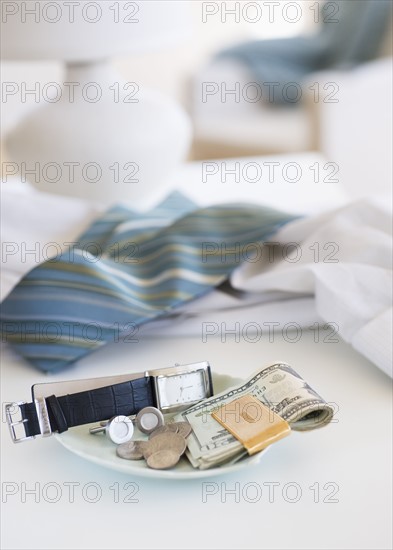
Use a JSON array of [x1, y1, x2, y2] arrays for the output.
[[143, 432, 186, 459], [170, 422, 193, 438], [146, 449, 181, 470], [167, 424, 180, 433], [116, 440, 147, 460], [148, 425, 172, 439]]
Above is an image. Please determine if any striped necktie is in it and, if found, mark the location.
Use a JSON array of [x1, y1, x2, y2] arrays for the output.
[[1, 192, 296, 372]]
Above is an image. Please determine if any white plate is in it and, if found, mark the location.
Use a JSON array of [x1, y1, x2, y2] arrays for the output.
[[55, 373, 269, 479]]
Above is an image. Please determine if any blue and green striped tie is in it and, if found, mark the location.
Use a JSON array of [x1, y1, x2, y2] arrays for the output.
[[0, 192, 296, 372]]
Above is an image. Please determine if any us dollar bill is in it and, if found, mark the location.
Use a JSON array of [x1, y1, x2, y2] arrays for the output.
[[176, 362, 334, 469]]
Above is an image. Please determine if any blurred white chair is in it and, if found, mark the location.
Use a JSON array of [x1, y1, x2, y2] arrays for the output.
[[191, 58, 315, 159], [191, 19, 392, 161]]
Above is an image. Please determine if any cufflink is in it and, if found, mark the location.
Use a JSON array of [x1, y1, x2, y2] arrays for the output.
[[135, 406, 164, 434], [89, 415, 134, 444]]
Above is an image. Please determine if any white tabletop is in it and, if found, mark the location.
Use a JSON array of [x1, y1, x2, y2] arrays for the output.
[[1, 153, 391, 549], [1, 330, 392, 550]]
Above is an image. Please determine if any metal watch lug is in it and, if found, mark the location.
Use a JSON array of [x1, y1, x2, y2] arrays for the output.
[[35, 397, 52, 437]]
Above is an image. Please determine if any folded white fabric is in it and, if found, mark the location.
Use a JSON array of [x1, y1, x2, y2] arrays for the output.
[[230, 197, 393, 378], [0, 180, 103, 300], [1, 180, 391, 377]]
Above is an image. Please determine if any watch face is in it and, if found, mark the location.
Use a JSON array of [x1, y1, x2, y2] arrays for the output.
[[156, 370, 207, 409]]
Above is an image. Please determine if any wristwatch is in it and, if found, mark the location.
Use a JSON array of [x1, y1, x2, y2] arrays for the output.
[[5, 361, 213, 443]]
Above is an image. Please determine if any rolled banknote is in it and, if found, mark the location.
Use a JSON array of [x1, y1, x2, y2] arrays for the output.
[[177, 362, 334, 469]]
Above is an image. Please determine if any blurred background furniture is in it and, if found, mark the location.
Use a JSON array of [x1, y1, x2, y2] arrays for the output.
[[1, 0, 392, 202], [1, 0, 192, 205], [191, 1, 392, 163]]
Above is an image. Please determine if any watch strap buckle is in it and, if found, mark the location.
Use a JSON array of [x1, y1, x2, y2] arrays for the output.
[[5, 402, 33, 443], [5, 398, 52, 443]]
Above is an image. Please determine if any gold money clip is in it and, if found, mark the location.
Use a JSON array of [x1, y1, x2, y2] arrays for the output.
[[212, 394, 291, 455]]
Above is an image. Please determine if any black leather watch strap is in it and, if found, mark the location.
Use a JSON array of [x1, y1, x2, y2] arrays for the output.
[[20, 376, 155, 438]]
